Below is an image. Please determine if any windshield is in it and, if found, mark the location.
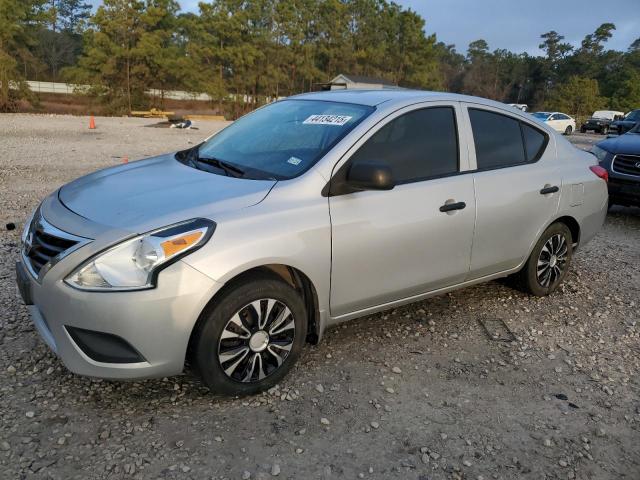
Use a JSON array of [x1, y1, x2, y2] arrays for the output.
[[195, 99, 374, 180], [532, 112, 550, 120], [592, 111, 612, 119], [624, 110, 640, 121]]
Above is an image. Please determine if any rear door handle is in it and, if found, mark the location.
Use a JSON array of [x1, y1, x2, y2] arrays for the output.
[[540, 186, 559, 195], [439, 201, 466, 212]]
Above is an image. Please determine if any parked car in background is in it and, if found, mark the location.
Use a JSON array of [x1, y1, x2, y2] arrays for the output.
[[16, 90, 608, 395], [580, 110, 624, 135], [508, 103, 528, 112], [532, 112, 576, 135], [591, 123, 640, 207], [610, 109, 640, 135]]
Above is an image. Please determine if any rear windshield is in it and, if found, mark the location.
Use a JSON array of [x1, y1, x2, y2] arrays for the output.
[[624, 110, 640, 121], [197, 99, 373, 180], [592, 111, 613, 119], [532, 112, 549, 120]]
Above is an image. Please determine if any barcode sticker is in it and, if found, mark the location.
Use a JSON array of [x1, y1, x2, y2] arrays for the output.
[[303, 114, 353, 126]]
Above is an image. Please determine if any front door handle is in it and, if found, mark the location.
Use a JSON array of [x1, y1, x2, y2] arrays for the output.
[[540, 185, 559, 195], [439, 201, 466, 213]]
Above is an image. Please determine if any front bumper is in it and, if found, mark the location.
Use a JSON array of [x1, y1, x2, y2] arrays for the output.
[[582, 123, 604, 132], [16, 219, 221, 380], [608, 176, 640, 207]]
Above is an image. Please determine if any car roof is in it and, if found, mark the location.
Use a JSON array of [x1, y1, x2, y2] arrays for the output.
[[593, 110, 623, 114], [289, 89, 521, 110]]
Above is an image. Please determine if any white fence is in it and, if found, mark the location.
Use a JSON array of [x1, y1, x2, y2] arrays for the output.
[[25, 80, 214, 101], [25, 81, 283, 104], [26, 80, 77, 95]]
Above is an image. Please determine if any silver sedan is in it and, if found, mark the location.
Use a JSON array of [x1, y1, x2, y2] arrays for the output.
[[16, 90, 608, 395]]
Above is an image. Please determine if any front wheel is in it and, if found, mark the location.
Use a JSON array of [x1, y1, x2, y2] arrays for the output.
[[512, 223, 573, 296], [193, 273, 307, 395], [564, 125, 573, 135]]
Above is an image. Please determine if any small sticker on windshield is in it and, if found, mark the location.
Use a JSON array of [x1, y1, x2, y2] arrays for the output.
[[287, 156, 302, 165], [303, 114, 353, 126]]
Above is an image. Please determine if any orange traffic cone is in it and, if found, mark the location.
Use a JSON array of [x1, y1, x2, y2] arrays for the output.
[[89, 115, 96, 129]]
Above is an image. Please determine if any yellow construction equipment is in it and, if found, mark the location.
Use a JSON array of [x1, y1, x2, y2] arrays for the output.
[[184, 114, 226, 121], [130, 108, 175, 118]]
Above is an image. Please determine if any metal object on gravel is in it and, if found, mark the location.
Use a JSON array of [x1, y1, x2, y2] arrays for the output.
[[477, 317, 516, 342]]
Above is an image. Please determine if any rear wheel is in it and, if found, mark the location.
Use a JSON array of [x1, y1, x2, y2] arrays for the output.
[[564, 125, 573, 135], [193, 273, 307, 395], [512, 223, 573, 296], [580, 127, 587, 133]]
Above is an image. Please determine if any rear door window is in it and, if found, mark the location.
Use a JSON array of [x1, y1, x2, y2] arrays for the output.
[[469, 109, 525, 169], [469, 108, 548, 169]]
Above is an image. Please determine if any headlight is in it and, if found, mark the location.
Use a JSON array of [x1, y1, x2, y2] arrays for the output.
[[65, 218, 215, 291], [21, 207, 38, 244], [591, 145, 609, 163]]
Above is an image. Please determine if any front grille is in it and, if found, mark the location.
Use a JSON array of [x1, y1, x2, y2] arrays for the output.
[[612, 154, 640, 177], [24, 212, 81, 277]]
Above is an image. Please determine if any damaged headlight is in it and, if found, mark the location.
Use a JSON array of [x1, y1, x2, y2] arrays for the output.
[[65, 218, 214, 291], [590, 145, 609, 163]]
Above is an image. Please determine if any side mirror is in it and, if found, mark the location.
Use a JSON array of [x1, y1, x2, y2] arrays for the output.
[[346, 161, 395, 191]]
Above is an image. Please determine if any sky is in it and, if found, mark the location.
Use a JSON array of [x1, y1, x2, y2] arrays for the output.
[[398, 0, 639, 55], [93, 0, 640, 56]]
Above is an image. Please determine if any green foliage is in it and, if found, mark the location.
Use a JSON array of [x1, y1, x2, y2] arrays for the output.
[[4, 2, 639, 116], [65, 0, 184, 113], [546, 76, 605, 118], [0, 0, 47, 111], [442, 23, 640, 115], [65, 0, 442, 115], [50, 0, 91, 33]]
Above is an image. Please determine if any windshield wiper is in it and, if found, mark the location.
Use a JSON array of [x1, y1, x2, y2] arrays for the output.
[[192, 150, 245, 177]]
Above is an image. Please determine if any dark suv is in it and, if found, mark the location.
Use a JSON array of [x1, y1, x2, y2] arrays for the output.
[[591, 123, 640, 207], [580, 110, 623, 134], [610, 109, 640, 135]]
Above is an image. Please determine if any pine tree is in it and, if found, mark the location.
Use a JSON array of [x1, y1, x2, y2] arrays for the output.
[[66, 0, 184, 113], [0, 0, 46, 111]]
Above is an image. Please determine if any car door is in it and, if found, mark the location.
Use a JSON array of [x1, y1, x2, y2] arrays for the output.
[[328, 103, 476, 318], [546, 114, 561, 132], [462, 105, 561, 279]]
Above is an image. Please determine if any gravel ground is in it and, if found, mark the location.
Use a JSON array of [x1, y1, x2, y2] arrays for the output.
[[1, 115, 639, 480]]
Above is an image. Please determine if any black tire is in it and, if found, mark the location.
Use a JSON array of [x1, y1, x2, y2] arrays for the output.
[[564, 125, 573, 135], [512, 223, 573, 296], [193, 273, 307, 395], [580, 127, 586, 133]]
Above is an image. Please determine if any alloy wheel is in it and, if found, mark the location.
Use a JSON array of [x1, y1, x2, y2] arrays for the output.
[[217, 298, 295, 383], [536, 233, 569, 287]]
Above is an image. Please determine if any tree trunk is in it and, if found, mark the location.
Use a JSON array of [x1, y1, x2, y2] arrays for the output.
[[126, 55, 132, 115]]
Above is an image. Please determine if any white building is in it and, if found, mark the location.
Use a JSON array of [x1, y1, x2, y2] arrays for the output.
[[327, 74, 398, 90]]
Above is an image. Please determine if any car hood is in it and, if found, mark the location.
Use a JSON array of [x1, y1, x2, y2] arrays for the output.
[[612, 120, 637, 127], [59, 153, 276, 232], [597, 133, 640, 155]]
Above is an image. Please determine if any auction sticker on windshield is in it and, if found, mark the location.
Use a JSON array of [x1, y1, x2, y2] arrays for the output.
[[303, 115, 353, 126]]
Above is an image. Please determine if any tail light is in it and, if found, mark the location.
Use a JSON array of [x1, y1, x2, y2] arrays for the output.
[[589, 165, 608, 183]]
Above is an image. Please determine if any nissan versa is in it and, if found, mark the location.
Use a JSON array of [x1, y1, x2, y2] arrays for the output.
[[16, 91, 608, 395]]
